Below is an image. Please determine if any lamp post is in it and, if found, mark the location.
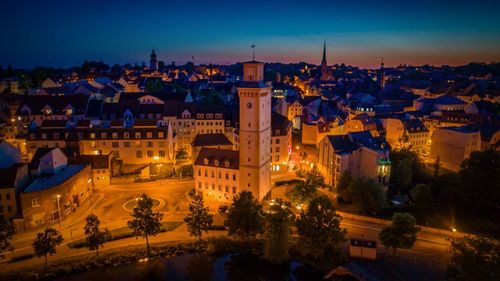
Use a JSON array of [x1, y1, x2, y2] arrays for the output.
[[56, 194, 61, 225], [452, 228, 457, 239]]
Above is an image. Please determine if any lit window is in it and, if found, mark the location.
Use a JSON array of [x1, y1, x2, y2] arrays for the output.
[[31, 198, 41, 207]]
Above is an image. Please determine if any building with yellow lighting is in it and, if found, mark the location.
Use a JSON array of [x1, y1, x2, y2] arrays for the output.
[[317, 131, 390, 187]]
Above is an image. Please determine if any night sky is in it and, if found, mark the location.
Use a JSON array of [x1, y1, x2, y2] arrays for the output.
[[1, 0, 499, 68]]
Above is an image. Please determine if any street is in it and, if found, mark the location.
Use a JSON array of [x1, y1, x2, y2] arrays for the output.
[[2, 177, 451, 276]]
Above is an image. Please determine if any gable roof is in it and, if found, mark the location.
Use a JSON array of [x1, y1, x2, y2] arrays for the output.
[[271, 112, 292, 136], [194, 148, 239, 169], [24, 164, 87, 193], [192, 133, 232, 147], [327, 135, 359, 154], [434, 95, 467, 105]]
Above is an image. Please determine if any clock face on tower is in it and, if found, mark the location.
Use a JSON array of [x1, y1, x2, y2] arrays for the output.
[[246, 102, 252, 109]]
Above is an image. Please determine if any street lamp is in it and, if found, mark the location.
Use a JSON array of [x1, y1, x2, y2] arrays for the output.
[[56, 194, 61, 225]]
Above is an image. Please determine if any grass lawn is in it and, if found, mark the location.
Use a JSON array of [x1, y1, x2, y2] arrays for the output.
[[67, 221, 183, 249], [123, 198, 161, 211]]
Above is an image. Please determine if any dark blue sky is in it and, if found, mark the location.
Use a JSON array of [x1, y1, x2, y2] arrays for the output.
[[1, 0, 499, 68]]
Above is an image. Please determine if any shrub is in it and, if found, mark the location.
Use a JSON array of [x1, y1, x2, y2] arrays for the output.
[[207, 225, 226, 231], [67, 222, 182, 249], [206, 236, 263, 255], [9, 253, 34, 263]]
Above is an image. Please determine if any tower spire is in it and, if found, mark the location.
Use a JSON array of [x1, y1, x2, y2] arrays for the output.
[[251, 45, 256, 61], [321, 39, 327, 66]]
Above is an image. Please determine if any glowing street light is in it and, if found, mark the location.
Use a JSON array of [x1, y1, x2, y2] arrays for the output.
[[56, 194, 61, 225]]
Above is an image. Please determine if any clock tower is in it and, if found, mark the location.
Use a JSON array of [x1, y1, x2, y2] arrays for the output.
[[237, 61, 271, 200]]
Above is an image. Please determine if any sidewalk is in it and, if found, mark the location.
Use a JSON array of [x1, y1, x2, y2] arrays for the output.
[[12, 192, 105, 242]]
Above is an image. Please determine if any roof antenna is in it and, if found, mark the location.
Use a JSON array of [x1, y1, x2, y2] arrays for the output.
[[251, 45, 256, 61]]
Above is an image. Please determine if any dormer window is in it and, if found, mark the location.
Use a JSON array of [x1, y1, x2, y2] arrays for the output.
[[214, 160, 219, 166], [203, 158, 209, 165], [224, 161, 230, 168]]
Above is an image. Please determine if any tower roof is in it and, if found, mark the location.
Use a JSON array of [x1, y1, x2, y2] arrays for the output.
[[321, 40, 327, 66]]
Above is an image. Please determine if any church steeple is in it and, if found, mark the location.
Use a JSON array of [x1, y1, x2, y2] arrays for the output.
[[150, 49, 158, 70], [321, 39, 327, 66], [380, 57, 386, 89], [320, 40, 330, 81]]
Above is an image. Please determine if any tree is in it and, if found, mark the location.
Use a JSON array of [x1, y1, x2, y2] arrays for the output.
[[128, 193, 164, 258], [390, 157, 412, 193], [459, 149, 500, 216], [178, 164, 194, 178], [32, 228, 63, 265], [350, 177, 386, 215], [410, 184, 432, 206], [0, 216, 15, 254], [288, 168, 325, 204], [226, 191, 264, 239], [184, 194, 213, 240], [264, 199, 293, 264], [448, 235, 500, 281], [389, 148, 428, 193], [145, 78, 165, 93], [336, 172, 353, 202], [84, 214, 111, 256], [175, 147, 188, 160], [379, 213, 419, 255], [111, 64, 122, 73], [296, 196, 346, 257]]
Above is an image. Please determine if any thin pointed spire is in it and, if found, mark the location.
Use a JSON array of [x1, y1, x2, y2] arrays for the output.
[[251, 45, 256, 61], [321, 39, 327, 66]]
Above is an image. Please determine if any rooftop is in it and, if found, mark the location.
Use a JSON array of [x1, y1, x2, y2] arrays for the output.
[[24, 164, 87, 193], [192, 133, 233, 147], [194, 148, 239, 170], [441, 125, 480, 134]]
